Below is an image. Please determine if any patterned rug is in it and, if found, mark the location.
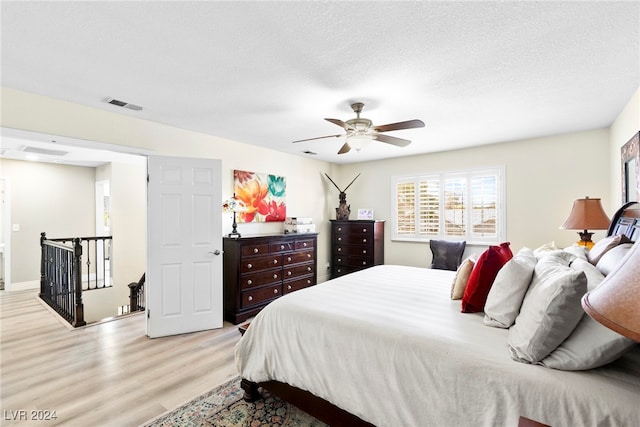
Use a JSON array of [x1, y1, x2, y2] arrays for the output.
[[141, 376, 328, 426]]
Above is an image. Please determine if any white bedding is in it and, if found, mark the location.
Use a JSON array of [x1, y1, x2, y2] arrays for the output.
[[235, 265, 640, 427]]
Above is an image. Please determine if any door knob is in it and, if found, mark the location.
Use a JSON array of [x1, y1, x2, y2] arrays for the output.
[[209, 250, 222, 255]]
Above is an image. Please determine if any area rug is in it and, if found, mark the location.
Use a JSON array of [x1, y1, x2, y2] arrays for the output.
[[141, 376, 327, 426]]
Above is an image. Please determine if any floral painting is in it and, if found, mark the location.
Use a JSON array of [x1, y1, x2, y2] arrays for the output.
[[234, 169, 286, 222]]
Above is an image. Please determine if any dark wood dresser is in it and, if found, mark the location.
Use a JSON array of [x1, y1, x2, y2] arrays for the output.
[[223, 233, 317, 324], [330, 220, 384, 279]]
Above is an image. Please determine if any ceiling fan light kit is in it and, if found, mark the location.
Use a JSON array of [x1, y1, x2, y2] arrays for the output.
[[292, 102, 425, 154]]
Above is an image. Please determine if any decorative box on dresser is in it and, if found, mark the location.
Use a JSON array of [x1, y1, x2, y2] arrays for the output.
[[223, 233, 317, 324], [330, 220, 384, 279]]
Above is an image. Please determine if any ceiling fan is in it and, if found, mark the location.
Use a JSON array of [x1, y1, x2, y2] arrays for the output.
[[292, 102, 425, 154]]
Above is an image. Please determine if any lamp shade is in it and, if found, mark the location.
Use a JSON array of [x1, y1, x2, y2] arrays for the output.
[[222, 194, 247, 213], [560, 197, 610, 230], [582, 241, 640, 342]]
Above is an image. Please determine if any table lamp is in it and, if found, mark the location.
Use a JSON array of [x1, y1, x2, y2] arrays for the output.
[[560, 197, 610, 249], [222, 194, 247, 238]]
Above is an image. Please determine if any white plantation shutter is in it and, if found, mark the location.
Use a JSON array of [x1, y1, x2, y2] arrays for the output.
[[443, 176, 466, 237], [418, 178, 440, 236], [392, 167, 505, 243], [395, 180, 416, 236], [470, 172, 499, 240]]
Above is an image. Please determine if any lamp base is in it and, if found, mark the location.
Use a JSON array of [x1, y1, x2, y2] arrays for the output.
[[576, 230, 594, 249], [228, 212, 241, 238]]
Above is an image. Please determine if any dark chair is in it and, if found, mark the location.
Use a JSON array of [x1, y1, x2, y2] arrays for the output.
[[429, 240, 466, 271]]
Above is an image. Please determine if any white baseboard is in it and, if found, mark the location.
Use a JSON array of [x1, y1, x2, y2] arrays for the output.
[[6, 280, 39, 291]]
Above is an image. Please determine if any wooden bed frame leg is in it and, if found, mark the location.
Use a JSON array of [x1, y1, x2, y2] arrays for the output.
[[240, 378, 261, 402]]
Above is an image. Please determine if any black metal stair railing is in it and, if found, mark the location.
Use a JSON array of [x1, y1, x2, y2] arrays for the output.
[[40, 232, 114, 327]]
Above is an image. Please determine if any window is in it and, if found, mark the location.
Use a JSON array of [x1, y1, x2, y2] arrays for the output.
[[392, 166, 505, 244]]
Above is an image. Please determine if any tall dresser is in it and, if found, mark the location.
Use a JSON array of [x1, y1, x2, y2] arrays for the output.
[[223, 233, 317, 324], [330, 220, 384, 279]]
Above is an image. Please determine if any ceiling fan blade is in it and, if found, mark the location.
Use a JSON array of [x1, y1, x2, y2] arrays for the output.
[[375, 134, 412, 147], [373, 119, 425, 133], [292, 134, 343, 143], [325, 118, 354, 131], [337, 142, 351, 154]]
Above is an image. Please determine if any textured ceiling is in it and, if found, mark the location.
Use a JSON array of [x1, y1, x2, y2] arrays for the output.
[[1, 1, 638, 165]]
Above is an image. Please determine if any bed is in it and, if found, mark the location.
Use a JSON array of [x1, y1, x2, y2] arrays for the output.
[[235, 202, 640, 427]]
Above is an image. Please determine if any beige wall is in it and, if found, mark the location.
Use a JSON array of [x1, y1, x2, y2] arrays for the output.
[[335, 129, 612, 266], [0, 158, 96, 283], [0, 87, 337, 286]]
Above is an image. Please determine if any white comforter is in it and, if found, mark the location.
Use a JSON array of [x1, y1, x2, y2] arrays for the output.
[[235, 265, 640, 427]]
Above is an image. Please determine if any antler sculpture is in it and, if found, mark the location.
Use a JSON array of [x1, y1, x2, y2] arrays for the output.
[[324, 173, 360, 220]]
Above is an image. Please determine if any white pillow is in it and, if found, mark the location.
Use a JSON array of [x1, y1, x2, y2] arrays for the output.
[[562, 244, 589, 261], [508, 254, 587, 364], [570, 258, 605, 291], [587, 234, 631, 265], [596, 243, 634, 276], [533, 241, 559, 259], [540, 314, 636, 370], [483, 247, 536, 328]]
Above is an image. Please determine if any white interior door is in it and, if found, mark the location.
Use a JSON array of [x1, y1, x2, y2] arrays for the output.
[[146, 155, 223, 338]]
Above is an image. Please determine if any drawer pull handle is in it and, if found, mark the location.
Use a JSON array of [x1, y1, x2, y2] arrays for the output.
[[280, 245, 285, 250], [287, 257, 292, 262], [307, 267, 312, 271], [337, 258, 342, 262], [253, 248, 259, 254], [273, 259, 278, 264], [247, 279, 253, 285], [248, 295, 253, 302], [307, 280, 311, 284], [274, 289, 278, 294], [337, 247, 342, 252], [362, 239, 367, 243], [338, 237, 342, 241], [307, 254, 311, 258], [338, 227, 342, 231], [288, 271, 292, 276], [303, 242, 307, 247], [363, 228, 367, 232], [273, 273, 278, 279], [247, 263, 253, 269], [287, 285, 292, 290], [362, 249, 367, 254], [362, 261, 367, 265]]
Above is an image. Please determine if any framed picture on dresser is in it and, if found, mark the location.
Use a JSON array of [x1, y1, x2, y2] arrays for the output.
[[622, 131, 639, 203]]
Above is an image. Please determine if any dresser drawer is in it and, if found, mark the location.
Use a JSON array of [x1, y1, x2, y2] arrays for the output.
[[241, 243, 270, 258], [284, 250, 314, 265], [333, 223, 374, 235], [334, 245, 371, 257], [333, 234, 373, 245], [283, 276, 314, 293], [333, 255, 371, 268], [295, 238, 315, 250], [240, 255, 281, 273], [283, 263, 314, 278], [241, 284, 282, 308], [241, 270, 282, 289], [270, 241, 295, 253]]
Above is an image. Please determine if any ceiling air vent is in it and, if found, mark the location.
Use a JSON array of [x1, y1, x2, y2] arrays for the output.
[[19, 145, 69, 156], [103, 97, 143, 111]]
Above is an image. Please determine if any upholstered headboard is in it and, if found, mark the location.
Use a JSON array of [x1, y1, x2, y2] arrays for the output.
[[607, 201, 640, 242]]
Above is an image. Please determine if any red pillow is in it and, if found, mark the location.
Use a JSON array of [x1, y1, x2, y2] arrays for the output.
[[461, 242, 513, 313]]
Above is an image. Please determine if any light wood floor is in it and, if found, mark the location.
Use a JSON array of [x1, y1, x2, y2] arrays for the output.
[[0, 289, 243, 426]]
